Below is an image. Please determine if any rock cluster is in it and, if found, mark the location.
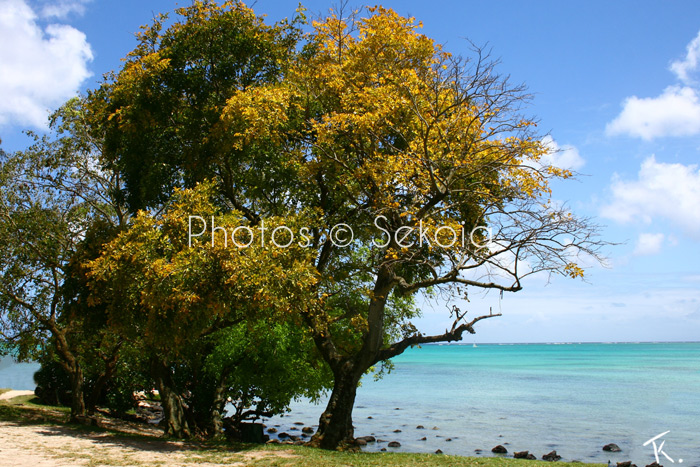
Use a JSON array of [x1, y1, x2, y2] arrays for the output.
[[542, 450, 562, 461], [514, 450, 537, 460]]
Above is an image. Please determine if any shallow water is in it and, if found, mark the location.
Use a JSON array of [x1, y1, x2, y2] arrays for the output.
[[0, 356, 38, 391], [263, 343, 700, 466]]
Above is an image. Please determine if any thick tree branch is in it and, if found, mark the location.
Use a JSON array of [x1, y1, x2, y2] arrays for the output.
[[376, 311, 501, 363]]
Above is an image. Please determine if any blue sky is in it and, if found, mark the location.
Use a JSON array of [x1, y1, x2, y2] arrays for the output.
[[1, 0, 700, 342]]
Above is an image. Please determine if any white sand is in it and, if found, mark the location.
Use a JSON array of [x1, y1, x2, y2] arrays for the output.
[[0, 390, 35, 401], [0, 394, 298, 466]]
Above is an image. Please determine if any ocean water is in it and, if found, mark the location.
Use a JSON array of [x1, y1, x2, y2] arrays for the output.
[[2, 343, 699, 465], [0, 356, 38, 391], [264, 343, 700, 466]]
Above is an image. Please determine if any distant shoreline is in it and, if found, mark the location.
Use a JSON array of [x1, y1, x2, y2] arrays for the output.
[[423, 340, 700, 345]]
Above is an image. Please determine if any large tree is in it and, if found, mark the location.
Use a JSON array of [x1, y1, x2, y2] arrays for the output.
[[92, 3, 605, 449], [216, 7, 599, 448], [214, 6, 606, 448]]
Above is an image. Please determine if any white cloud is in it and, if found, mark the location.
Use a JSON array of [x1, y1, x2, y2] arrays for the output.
[[0, 0, 93, 128], [633, 233, 665, 256], [601, 156, 700, 239], [40, 0, 92, 19], [670, 30, 700, 84], [540, 136, 585, 171], [606, 85, 700, 140], [606, 31, 700, 140]]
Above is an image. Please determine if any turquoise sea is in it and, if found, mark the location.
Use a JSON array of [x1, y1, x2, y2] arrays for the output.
[[2, 343, 699, 465], [266, 342, 700, 466]]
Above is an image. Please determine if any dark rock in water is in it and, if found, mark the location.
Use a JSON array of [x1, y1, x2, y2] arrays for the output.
[[435, 449, 443, 454], [380, 448, 387, 452], [357, 435, 376, 443], [294, 421, 304, 425], [266, 439, 281, 444], [514, 451, 530, 459], [289, 435, 300, 441], [432, 426, 439, 430], [393, 429, 402, 433], [604, 443, 622, 452], [278, 432, 290, 439], [302, 426, 314, 434], [492, 445, 507, 454], [388, 441, 401, 448], [645, 463, 662, 467], [262, 434, 269, 442], [420, 437, 427, 441], [542, 451, 562, 462], [355, 438, 367, 446], [617, 462, 636, 467], [474, 449, 482, 453], [289, 427, 298, 431], [267, 427, 278, 434], [527, 454, 537, 460], [416, 425, 425, 429], [446, 438, 452, 442], [367, 416, 373, 419], [394, 407, 401, 410]]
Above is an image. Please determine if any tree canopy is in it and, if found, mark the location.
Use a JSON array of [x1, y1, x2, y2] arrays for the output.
[[90, 2, 604, 449], [2, 1, 606, 449]]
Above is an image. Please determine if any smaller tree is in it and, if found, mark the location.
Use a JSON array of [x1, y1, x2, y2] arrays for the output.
[[0, 98, 125, 420]]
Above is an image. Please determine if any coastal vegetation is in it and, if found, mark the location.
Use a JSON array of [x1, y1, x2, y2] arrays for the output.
[[0, 0, 605, 454]]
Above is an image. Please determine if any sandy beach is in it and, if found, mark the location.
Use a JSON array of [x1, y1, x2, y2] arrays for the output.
[[0, 393, 296, 467], [0, 421, 298, 467]]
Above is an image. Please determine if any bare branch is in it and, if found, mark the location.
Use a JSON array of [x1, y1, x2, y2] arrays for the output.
[[377, 311, 502, 362]]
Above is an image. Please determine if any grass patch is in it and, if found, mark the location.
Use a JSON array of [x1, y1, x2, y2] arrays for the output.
[[242, 445, 606, 467], [0, 394, 70, 424]]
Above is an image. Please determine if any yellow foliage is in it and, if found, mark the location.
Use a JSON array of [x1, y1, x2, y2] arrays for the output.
[[564, 263, 585, 279]]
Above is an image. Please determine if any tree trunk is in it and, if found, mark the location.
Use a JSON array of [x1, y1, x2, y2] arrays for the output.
[[86, 346, 121, 415], [308, 267, 394, 450], [310, 363, 363, 449], [208, 378, 228, 438], [52, 325, 87, 421], [152, 358, 191, 438], [68, 366, 86, 421]]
